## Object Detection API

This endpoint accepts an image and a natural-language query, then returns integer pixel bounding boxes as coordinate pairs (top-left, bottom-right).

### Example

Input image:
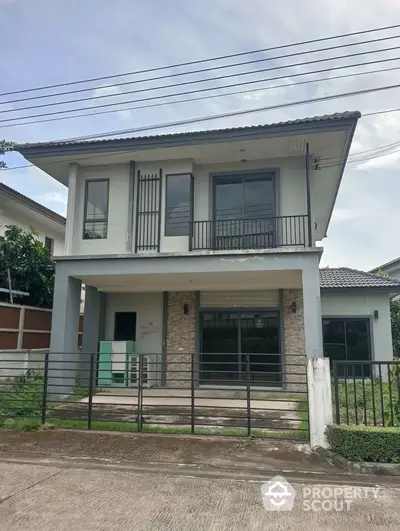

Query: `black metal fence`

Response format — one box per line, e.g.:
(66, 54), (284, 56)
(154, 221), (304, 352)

(331, 360), (400, 427)
(0, 352), (309, 440)
(190, 215), (308, 251)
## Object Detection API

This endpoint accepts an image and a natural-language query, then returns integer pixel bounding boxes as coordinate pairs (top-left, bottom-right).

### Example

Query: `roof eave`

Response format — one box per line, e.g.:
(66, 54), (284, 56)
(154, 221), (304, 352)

(15, 116), (360, 160)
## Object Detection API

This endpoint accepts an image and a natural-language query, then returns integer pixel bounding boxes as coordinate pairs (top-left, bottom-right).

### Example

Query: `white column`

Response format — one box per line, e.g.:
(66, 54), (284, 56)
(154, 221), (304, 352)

(307, 357), (333, 448)
(64, 162), (79, 255)
(49, 268), (81, 394)
(302, 260), (323, 358)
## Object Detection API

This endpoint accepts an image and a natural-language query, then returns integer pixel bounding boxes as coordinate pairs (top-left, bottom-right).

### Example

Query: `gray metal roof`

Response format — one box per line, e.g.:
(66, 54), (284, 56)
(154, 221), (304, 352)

(15, 111), (361, 150)
(319, 267), (400, 290)
(0, 183), (66, 225)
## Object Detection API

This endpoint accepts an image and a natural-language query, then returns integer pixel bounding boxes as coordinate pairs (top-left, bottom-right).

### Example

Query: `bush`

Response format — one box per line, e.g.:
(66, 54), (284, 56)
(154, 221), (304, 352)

(326, 424), (400, 463)
(0, 370), (44, 425)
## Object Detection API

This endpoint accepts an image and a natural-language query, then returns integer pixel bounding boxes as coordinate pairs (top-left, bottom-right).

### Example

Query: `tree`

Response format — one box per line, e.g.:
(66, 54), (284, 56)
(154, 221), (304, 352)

(0, 140), (14, 168)
(391, 300), (400, 356)
(0, 225), (55, 308)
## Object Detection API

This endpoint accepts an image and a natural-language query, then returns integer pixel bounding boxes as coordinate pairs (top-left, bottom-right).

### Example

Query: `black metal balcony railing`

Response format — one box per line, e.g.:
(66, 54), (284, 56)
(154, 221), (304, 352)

(190, 215), (308, 251)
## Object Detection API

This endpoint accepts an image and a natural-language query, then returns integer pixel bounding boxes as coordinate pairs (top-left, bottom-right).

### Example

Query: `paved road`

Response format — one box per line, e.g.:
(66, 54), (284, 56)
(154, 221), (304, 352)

(0, 460), (399, 530)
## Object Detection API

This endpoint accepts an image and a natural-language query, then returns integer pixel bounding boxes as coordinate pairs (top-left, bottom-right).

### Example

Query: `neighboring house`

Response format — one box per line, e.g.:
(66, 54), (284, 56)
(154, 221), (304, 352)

(15, 111), (400, 389)
(0, 182), (65, 255)
(370, 257), (400, 281)
(0, 182), (86, 313)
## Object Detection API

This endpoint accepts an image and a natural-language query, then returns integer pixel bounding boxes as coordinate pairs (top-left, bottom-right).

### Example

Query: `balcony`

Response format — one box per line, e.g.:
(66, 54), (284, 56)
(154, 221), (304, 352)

(190, 215), (308, 252)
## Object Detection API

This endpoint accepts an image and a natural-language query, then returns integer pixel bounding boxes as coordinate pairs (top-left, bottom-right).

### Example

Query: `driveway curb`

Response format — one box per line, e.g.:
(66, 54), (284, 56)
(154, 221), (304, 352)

(313, 446), (400, 476)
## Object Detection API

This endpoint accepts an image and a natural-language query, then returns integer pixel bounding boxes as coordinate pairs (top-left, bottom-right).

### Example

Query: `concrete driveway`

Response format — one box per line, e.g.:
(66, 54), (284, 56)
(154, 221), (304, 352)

(0, 460), (399, 530)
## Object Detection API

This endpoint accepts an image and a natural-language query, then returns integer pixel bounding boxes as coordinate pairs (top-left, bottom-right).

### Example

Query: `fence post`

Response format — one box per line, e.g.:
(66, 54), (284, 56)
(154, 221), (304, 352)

(191, 353), (195, 434)
(333, 361), (340, 424)
(307, 357), (333, 449)
(137, 354), (143, 432)
(246, 352), (251, 437)
(87, 353), (95, 430)
(41, 352), (49, 425)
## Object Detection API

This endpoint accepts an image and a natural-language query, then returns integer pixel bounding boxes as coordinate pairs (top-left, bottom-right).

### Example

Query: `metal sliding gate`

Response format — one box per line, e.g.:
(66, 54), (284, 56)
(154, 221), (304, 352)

(0, 352), (309, 440)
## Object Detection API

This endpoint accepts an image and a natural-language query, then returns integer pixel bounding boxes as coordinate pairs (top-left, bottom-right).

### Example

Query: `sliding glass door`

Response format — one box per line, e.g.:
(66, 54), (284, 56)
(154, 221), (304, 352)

(214, 173), (275, 249)
(200, 311), (281, 385)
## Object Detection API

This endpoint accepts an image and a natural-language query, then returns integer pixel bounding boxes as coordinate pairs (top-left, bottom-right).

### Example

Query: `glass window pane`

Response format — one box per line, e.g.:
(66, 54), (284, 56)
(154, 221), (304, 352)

(86, 181), (108, 221)
(165, 174), (192, 236)
(244, 179), (274, 219)
(84, 180), (109, 240)
(345, 319), (371, 361)
(215, 181), (243, 221)
(323, 319), (345, 344)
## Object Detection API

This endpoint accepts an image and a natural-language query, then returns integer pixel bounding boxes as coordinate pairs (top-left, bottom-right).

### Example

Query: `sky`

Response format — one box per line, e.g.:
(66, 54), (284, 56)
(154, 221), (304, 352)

(1, 0), (400, 270)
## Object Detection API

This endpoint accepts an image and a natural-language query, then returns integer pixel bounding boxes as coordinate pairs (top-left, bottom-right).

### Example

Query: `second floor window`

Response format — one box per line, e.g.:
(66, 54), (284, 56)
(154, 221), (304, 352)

(165, 173), (193, 236)
(83, 179), (109, 239)
(44, 236), (54, 253)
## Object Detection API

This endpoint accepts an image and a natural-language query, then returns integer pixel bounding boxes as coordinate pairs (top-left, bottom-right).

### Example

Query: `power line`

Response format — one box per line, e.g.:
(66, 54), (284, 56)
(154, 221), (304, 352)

(3, 50), (400, 126)
(51, 81), (400, 143)
(3, 33), (400, 107)
(4, 62), (399, 130)
(3, 23), (400, 98)
(4, 42), (400, 117)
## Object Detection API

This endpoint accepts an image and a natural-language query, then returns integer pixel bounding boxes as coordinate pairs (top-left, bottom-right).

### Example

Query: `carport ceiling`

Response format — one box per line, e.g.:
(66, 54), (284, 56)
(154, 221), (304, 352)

(78, 270), (302, 292)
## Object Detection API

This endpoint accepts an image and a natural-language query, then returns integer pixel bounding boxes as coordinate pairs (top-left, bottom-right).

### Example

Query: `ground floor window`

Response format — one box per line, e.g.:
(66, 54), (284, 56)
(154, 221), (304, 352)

(200, 310), (281, 385)
(322, 318), (371, 377)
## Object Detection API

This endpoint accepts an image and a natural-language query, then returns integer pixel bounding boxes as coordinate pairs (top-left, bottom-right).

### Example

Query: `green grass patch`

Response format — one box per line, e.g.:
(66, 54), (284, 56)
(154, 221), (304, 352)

(2, 418), (43, 432)
(326, 424), (400, 463)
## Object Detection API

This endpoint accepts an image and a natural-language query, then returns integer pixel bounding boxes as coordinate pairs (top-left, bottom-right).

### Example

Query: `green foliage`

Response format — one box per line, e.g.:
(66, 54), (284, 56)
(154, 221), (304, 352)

(0, 225), (55, 308)
(3, 418), (43, 431)
(391, 301), (400, 355)
(326, 424), (400, 463)
(332, 378), (400, 427)
(0, 369), (44, 424)
(0, 139), (14, 169)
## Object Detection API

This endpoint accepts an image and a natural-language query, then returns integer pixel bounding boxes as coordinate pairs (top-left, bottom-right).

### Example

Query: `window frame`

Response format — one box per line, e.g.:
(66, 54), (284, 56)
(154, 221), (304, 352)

(322, 316), (373, 363)
(164, 172), (194, 237)
(212, 171), (276, 222)
(83, 178), (110, 240)
(44, 236), (54, 254)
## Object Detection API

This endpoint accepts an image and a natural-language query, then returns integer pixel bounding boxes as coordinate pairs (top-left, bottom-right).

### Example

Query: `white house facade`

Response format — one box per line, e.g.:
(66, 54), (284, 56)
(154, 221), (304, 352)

(0, 182), (65, 255)
(15, 111), (400, 391)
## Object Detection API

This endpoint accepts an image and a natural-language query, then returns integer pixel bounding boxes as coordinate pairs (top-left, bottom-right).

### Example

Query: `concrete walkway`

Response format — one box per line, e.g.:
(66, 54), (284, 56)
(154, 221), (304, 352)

(0, 458), (399, 530)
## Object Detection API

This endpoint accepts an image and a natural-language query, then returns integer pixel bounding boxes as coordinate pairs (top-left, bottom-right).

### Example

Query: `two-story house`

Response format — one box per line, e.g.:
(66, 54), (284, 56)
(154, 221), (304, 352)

(0, 182), (65, 256)
(15, 111), (400, 390)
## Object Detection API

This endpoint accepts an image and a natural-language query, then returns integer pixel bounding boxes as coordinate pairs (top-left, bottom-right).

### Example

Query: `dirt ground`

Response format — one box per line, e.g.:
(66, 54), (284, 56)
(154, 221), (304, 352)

(0, 428), (330, 473)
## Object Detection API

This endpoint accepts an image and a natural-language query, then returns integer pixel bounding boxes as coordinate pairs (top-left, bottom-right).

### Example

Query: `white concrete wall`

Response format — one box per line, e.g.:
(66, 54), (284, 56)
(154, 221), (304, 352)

(104, 292), (163, 354)
(67, 156), (309, 256)
(0, 210), (64, 255)
(320, 291), (393, 361)
(0, 349), (47, 379)
(72, 163), (130, 255)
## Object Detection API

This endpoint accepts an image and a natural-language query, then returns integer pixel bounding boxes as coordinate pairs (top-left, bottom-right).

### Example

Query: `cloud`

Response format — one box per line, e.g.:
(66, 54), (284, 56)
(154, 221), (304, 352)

(36, 192), (67, 206)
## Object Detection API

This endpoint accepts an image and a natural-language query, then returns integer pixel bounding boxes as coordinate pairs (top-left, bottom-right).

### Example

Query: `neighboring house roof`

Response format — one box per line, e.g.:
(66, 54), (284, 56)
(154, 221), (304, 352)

(319, 267), (400, 290)
(369, 257), (400, 274)
(0, 183), (66, 226)
(15, 111), (361, 152)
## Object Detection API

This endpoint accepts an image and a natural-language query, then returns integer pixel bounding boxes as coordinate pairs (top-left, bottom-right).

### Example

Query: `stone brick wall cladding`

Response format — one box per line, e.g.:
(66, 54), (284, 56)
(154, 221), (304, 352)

(166, 291), (197, 388)
(282, 289), (307, 393)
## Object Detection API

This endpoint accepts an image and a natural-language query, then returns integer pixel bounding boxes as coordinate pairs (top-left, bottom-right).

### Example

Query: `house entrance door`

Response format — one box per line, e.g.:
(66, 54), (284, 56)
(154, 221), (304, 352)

(200, 311), (281, 385)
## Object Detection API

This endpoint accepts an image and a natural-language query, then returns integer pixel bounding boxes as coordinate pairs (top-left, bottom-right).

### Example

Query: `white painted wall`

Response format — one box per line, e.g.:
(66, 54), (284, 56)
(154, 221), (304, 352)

(104, 292), (163, 354)
(0, 209), (65, 255)
(72, 163), (130, 255)
(320, 291), (393, 361)
(67, 156), (311, 257)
